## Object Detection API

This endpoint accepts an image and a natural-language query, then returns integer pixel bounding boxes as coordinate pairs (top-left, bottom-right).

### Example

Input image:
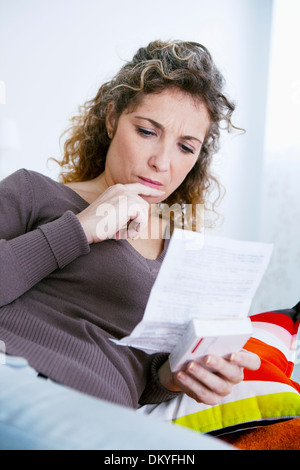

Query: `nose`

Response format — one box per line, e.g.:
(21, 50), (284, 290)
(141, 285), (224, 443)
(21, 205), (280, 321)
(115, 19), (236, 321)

(148, 142), (171, 173)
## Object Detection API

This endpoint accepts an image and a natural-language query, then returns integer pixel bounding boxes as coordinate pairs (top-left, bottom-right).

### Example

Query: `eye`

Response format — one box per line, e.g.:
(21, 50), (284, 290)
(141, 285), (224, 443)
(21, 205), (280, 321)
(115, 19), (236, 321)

(179, 143), (195, 155)
(136, 127), (156, 137)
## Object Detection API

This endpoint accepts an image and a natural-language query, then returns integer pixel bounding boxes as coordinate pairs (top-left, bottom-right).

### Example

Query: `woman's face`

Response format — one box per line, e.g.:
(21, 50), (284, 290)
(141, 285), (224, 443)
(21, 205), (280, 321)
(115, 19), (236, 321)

(104, 88), (211, 203)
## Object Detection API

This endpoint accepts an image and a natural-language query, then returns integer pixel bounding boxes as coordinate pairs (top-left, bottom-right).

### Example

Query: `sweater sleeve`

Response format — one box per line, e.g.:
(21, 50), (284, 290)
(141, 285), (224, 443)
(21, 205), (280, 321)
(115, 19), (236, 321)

(138, 353), (182, 405)
(0, 170), (90, 306)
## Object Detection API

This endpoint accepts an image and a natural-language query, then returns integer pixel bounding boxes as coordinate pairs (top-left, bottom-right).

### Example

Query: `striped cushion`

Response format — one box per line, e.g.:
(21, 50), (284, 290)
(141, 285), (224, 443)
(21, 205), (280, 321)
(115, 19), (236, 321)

(139, 305), (300, 435)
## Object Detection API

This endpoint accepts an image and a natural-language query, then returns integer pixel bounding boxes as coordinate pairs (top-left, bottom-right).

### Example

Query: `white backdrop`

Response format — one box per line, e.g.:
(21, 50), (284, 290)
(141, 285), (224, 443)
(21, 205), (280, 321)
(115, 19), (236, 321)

(0, 1), (299, 323)
(252, 0), (300, 380)
(0, 0), (272, 238)
(252, 0), (300, 315)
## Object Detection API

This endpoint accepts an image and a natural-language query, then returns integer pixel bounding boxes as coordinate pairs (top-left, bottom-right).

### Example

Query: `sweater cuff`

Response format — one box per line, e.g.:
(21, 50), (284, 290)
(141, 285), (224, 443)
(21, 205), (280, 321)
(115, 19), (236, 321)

(38, 210), (90, 269)
(139, 353), (182, 406)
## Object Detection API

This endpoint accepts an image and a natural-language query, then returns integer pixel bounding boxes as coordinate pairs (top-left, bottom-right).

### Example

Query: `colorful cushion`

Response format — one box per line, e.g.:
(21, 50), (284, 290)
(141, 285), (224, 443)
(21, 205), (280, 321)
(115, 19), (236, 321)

(139, 304), (300, 436)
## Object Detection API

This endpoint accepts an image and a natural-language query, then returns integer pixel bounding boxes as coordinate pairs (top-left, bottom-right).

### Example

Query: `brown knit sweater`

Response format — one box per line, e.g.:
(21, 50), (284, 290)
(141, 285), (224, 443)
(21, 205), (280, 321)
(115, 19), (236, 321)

(0, 169), (178, 408)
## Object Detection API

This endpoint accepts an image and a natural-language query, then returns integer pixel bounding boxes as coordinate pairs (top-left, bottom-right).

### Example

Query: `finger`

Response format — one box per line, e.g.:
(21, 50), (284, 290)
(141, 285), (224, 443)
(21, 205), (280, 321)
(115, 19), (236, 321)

(123, 182), (165, 197)
(194, 355), (244, 385)
(114, 228), (128, 240)
(126, 220), (142, 239)
(116, 214), (145, 240)
(184, 361), (234, 397)
(176, 370), (223, 406)
(229, 350), (261, 371)
(127, 199), (149, 218)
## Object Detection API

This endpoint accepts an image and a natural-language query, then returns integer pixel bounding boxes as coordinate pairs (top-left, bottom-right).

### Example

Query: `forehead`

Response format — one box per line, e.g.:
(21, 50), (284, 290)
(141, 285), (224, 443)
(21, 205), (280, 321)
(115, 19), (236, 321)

(127, 88), (211, 135)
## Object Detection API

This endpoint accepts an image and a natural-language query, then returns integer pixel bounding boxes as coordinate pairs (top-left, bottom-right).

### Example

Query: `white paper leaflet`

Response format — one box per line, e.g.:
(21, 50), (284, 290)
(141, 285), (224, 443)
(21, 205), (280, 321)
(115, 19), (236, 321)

(111, 229), (273, 354)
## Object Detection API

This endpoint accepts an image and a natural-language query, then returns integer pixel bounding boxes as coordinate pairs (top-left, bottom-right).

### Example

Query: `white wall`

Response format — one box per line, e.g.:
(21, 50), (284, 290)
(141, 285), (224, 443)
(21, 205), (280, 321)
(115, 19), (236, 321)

(252, 0), (300, 314)
(0, 0), (273, 244)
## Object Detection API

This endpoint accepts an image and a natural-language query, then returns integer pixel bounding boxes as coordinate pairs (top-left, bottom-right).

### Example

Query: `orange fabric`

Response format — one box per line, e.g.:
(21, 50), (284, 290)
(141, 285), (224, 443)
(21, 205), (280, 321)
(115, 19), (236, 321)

(242, 337), (300, 393)
(220, 418), (300, 450)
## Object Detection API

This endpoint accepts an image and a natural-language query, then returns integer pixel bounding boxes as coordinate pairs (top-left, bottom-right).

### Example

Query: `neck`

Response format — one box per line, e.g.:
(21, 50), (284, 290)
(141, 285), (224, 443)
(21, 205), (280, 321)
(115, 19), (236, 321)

(91, 173), (110, 195)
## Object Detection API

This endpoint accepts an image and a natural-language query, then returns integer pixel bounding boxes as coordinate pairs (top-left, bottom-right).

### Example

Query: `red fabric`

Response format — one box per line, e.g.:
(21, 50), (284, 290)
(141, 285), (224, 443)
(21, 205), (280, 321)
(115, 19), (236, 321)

(250, 311), (298, 335)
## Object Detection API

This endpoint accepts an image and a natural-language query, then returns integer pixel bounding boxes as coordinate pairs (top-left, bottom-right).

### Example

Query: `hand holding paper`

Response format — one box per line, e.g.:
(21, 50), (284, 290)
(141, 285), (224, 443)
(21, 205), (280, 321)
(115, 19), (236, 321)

(112, 229), (273, 371)
(158, 348), (261, 405)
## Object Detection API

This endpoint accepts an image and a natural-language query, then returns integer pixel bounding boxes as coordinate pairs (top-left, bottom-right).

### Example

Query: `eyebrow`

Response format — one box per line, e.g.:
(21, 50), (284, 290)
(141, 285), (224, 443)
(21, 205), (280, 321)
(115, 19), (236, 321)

(134, 116), (203, 145)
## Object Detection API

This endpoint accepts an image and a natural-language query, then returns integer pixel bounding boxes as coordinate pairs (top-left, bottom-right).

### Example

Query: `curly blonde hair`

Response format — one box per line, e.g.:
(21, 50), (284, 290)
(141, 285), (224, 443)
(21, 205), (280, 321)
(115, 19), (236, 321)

(55, 40), (238, 229)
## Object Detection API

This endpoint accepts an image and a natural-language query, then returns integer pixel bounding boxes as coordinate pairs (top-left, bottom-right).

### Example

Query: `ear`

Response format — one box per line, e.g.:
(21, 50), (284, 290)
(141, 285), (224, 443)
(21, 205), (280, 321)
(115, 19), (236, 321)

(106, 102), (118, 138)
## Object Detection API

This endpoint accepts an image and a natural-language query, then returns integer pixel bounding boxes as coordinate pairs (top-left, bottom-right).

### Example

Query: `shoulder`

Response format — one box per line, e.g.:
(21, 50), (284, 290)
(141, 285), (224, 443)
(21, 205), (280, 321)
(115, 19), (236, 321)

(22, 169), (61, 191)
(0, 169), (35, 206)
(8, 168), (80, 201)
(1, 167), (81, 213)
(0, 169), (46, 236)
(1, 168), (59, 192)
(4, 168), (64, 205)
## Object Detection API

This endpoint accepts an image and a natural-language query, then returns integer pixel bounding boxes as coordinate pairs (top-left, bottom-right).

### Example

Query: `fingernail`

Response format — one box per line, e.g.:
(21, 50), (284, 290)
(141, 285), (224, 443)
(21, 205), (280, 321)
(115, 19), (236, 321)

(177, 371), (186, 381)
(206, 355), (215, 366)
(230, 353), (236, 361)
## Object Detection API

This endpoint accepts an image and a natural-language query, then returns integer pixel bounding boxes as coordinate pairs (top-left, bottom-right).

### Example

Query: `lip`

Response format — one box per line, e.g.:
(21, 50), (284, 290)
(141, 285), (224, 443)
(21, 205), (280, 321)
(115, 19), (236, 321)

(138, 176), (163, 189)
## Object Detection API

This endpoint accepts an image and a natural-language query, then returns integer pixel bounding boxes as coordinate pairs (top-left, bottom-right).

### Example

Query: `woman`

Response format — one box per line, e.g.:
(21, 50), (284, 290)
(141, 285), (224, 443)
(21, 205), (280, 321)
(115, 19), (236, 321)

(0, 40), (259, 449)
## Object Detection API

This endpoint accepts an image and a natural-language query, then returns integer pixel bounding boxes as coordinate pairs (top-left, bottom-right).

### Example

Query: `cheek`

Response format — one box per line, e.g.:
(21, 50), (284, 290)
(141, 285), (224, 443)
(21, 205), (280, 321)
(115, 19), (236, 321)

(114, 134), (141, 166)
(174, 158), (197, 183)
